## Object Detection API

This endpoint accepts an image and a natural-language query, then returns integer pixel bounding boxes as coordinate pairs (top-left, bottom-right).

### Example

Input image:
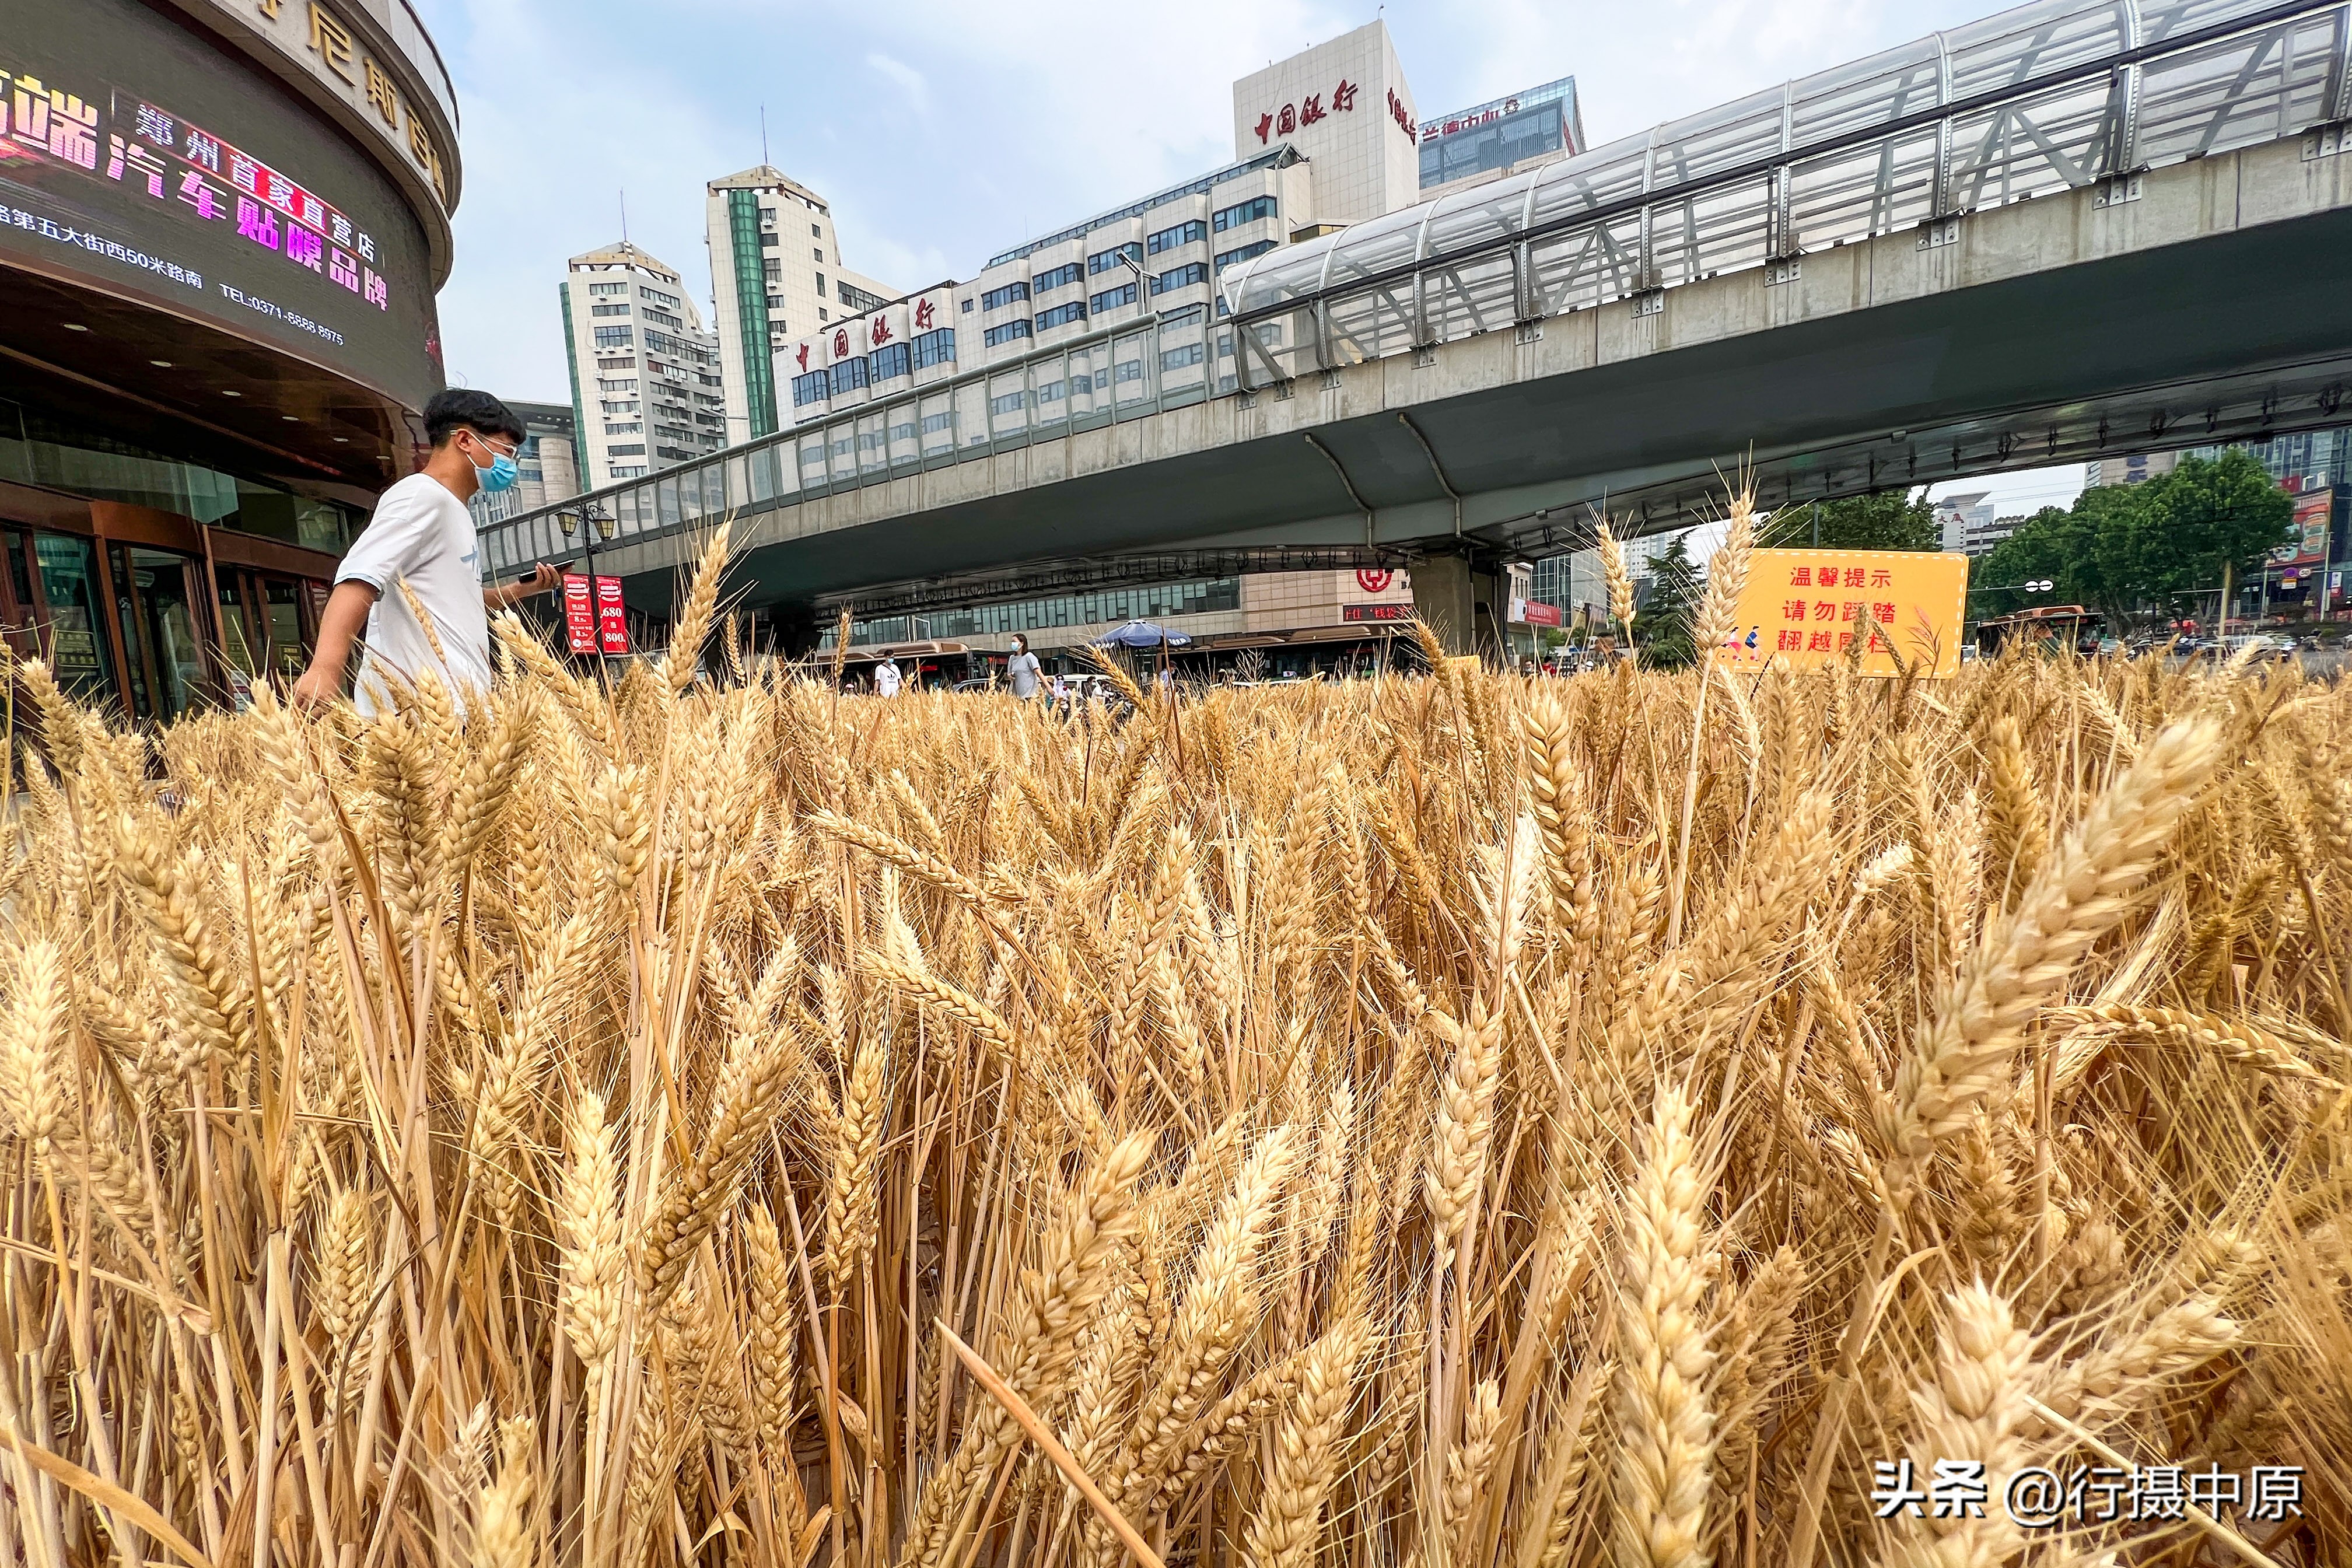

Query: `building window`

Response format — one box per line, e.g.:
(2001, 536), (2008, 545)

(1037, 301), (1087, 330)
(610, 464), (647, 478)
(1160, 342), (1206, 371)
(871, 342), (913, 380)
(816, 272), (826, 295)
(760, 231), (777, 247)
(604, 421), (643, 435)
(1115, 359), (1144, 383)
(983, 320), (1033, 347)
(912, 327), (956, 368)
(990, 390), (1029, 415)
(981, 281), (1030, 311)
(587, 281), (628, 296)
(1088, 281), (1138, 314)
(921, 410), (954, 434)
(811, 222), (822, 236)
(961, 298), (974, 313)
(642, 307), (685, 330)
(1213, 194), (1277, 233)
(591, 303), (631, 317)
(829, 357), (870, 396)
(596, 356), (635, 370)
(593, 327), (634, 348)
(1151, 261), (1209, 295)
(606, 443), (646, 456)
(1148, 219), (1208, 254)
(1033, 261), (1084, 294)
(1088, 242), (1142, 276)
(1214, 239), (1278, 272)
(838, 279), (887, 313)
(792, 370), (831, 407)
(639, 285), (680, 309)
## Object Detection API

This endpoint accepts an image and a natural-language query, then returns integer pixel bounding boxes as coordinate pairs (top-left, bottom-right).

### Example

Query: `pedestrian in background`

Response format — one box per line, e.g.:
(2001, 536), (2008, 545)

(1006, 634), (1042, 699)
(874, 657), (902, 698)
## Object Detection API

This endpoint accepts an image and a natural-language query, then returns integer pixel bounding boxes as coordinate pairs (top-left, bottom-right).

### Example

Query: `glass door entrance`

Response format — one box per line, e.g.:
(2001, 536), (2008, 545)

(109, 544), (210, 724)
(4, 530), (123, 705)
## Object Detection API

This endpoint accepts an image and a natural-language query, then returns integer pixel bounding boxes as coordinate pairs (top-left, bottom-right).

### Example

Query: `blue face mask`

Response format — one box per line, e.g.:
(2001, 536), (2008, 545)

(471, 438), (520, 492)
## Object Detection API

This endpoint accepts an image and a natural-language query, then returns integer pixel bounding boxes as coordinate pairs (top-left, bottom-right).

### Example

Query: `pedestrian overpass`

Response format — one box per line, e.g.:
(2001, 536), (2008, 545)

(477, 0), (2352, 647)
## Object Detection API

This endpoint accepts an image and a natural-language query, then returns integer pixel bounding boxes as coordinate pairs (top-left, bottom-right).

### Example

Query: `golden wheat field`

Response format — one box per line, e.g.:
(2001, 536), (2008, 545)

(1, 533), (2349, 1568)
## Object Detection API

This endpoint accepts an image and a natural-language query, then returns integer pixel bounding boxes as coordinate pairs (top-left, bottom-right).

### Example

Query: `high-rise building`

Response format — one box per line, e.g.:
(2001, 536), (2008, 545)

(783, 23), (1422, 418)
(1417, 77), (1586, 198)
(705, 167), (898, 443)
(559, 242), (725, 488)
(2086, 450), (2180, 487)
(467, 401), (579, 528)
(1230, 20), (1422, 226)
(1934, 491), (2003, 553)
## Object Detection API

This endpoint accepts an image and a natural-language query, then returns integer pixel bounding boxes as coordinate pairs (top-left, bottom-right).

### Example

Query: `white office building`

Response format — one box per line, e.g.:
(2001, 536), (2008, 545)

(780, 22), (1436, 427)
(706, 166), (899, 444)
(1935, 490), (2006, 553)
(559, 242), (726, 488)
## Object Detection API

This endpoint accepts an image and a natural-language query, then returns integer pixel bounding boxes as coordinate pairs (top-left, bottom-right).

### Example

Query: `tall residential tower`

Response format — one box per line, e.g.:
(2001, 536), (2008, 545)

(705, 166), (899, 443)
(559, 242), (726, 490)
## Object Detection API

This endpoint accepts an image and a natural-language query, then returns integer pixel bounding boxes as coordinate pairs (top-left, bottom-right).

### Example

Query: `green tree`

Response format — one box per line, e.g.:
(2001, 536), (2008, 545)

(1971, 452), (2292, 628)
(1762, 490), (1942, 551)
(2131, 450), (2295, 616)
(1637, 533), (1702, 670)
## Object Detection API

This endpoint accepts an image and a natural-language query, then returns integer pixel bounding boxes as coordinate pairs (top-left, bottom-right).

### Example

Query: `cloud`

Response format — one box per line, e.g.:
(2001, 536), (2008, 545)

(866, 53), (930, 115)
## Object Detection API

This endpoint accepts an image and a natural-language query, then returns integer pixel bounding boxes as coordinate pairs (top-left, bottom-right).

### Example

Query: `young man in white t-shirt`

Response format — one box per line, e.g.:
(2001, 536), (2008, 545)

(292, 388), (560, 713)
(873, 657), (902, 697)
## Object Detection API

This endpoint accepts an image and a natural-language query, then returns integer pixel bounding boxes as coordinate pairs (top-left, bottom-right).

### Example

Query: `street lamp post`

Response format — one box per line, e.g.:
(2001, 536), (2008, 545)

(556, 501), (617, 655)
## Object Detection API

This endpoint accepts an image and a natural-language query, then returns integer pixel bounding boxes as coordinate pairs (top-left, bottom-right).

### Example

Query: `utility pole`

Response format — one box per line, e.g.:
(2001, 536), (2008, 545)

(1811, 499), (1820, 548)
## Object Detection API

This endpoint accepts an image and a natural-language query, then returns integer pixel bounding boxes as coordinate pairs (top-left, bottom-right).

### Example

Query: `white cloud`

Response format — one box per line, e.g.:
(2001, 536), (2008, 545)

(866, 53), (931, 115)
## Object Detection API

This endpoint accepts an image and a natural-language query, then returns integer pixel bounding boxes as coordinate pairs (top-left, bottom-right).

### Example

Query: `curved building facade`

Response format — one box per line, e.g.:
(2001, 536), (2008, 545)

(0, 0), (456, 721)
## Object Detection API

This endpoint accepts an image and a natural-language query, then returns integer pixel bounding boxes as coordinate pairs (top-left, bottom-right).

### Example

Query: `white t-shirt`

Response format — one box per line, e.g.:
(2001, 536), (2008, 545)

(873, 660), (902, 696)
(334, 472), (491, 716)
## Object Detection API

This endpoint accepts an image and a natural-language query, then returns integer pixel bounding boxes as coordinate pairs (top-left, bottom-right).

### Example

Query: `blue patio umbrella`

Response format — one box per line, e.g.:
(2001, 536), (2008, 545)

(1094, 620), (1192, 648)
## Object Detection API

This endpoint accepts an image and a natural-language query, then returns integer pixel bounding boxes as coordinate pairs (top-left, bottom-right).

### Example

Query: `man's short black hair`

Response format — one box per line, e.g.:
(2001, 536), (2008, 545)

(423, 387), (525, 447)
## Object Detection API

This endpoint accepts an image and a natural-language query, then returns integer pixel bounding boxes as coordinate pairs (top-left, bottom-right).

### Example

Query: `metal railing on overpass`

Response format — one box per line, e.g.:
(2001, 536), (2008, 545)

(477, 0), (2352, 587)
(1224, 0), (2352, 383)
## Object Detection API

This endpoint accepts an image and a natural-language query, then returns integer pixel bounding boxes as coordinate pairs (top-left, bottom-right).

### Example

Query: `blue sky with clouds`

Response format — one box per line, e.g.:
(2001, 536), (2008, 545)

(415, 0), (2084, 511)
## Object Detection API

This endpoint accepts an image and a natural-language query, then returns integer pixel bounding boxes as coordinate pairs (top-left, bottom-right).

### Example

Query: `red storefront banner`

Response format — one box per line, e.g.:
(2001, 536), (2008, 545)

(595, 575), (628, 655)
(560, 573), (597, 654)
(1521, 600), (1564, 627)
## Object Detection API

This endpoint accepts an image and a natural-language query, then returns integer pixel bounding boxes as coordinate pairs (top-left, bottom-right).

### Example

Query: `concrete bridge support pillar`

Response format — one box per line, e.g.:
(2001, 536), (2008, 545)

(1410, 553), (1508, 661)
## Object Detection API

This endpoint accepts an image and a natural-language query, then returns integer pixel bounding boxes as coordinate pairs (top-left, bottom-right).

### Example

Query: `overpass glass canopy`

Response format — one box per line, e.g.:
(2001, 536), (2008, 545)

(476, 0), (2350, 590)
(1222, 0), (2352, 379)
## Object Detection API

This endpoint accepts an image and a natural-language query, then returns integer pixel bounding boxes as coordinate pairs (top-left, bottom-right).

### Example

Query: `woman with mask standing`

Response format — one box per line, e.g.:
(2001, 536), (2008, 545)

(1005, 634), (1042, 699)
(292, 389), (560, 713)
